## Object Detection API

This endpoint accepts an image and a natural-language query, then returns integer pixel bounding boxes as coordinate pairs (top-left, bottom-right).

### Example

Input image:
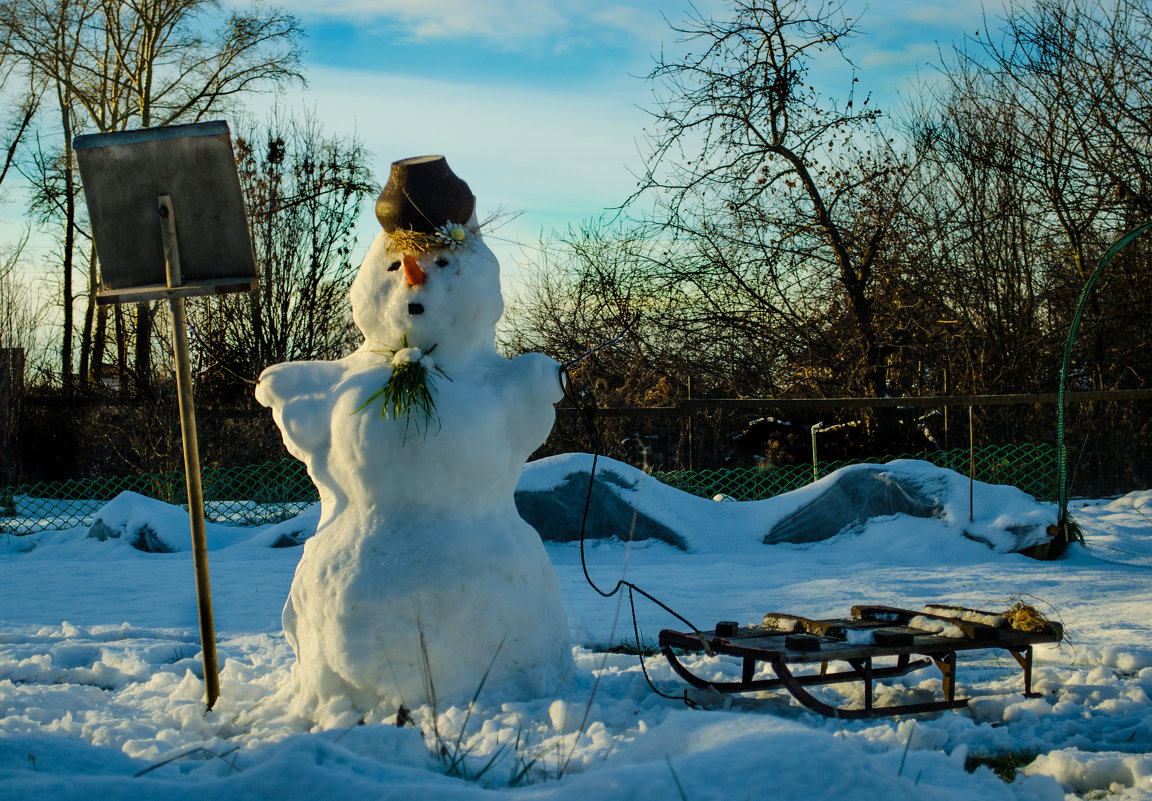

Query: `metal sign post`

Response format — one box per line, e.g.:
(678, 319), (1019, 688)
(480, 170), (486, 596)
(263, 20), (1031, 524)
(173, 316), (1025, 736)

(74, 121), (258, 711)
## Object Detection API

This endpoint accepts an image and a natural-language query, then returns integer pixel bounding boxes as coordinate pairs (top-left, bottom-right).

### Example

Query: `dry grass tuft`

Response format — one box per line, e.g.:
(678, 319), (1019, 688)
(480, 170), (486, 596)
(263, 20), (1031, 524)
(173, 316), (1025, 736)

(387, 228), (445, 254)
(1005, 601), (1055, 634)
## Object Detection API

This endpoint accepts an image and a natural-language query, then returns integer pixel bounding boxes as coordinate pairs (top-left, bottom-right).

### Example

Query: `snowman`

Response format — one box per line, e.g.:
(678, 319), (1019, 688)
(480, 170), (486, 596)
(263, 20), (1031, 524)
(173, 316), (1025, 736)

(256, 156), (572, 727)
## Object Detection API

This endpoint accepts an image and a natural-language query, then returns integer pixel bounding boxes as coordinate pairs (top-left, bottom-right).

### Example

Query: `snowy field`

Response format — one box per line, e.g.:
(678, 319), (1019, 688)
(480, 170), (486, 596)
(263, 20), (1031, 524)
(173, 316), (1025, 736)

(2, 456), (1152, 800)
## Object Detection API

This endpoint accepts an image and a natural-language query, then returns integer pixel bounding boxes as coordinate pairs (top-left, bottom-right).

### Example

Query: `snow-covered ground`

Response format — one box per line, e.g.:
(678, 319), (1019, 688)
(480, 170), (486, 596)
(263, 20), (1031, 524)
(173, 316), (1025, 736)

(3, 457), (1152, 800)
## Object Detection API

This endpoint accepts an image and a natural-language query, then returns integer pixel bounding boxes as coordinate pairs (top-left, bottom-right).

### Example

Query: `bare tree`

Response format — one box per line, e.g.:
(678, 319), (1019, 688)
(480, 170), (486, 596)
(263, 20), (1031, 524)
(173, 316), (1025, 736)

(0, 0), (304, 393)
(901, 87), (1060, 394)
(501, 219), (686, 388)
(0, 233), (45, 357)
(185, 110), (374, 400)
(915, 0), (1152, 393)
(631, 0), (915, 399)
(990, 0), (1152, 391)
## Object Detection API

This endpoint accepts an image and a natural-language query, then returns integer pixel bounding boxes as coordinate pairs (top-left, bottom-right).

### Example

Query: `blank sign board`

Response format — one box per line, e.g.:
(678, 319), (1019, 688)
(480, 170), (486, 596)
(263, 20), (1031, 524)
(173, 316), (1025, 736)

(74, 120), (257, 304)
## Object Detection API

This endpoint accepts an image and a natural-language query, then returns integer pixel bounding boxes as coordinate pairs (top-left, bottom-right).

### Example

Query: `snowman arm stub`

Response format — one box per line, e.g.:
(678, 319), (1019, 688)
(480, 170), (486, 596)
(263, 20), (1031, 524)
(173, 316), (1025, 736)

(508, 352), (565, 404)
(256, 360), (344, 460)
(501, 353), (564, 452)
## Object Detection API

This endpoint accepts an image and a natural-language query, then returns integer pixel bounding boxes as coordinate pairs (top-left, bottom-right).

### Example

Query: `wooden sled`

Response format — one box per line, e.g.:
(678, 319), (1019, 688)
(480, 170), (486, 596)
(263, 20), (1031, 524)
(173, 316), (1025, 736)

(659, 604), (1063, 718)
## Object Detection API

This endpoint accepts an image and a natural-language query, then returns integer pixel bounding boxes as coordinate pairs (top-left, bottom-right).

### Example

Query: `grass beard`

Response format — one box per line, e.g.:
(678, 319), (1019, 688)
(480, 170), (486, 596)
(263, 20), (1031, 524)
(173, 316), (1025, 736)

(356, 333), (451, 441)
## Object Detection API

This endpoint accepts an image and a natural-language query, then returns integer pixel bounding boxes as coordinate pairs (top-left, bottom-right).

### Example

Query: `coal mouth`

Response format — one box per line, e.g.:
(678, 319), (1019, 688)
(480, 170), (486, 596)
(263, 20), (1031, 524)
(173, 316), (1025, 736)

(408, 302), (424, 315)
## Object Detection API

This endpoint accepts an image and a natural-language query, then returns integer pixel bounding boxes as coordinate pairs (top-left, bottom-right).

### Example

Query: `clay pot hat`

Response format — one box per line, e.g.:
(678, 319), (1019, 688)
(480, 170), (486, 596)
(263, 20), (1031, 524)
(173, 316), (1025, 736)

(375, 155), (476, 235)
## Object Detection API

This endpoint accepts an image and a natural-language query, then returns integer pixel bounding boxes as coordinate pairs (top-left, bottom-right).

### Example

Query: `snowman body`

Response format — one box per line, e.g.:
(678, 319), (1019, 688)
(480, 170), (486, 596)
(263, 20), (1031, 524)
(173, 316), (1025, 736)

(257, 227), (570, 726)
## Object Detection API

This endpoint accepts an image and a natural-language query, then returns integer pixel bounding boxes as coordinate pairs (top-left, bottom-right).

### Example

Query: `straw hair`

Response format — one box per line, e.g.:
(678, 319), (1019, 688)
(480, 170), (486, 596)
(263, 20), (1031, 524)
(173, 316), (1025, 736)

(389, 228), (448, 254)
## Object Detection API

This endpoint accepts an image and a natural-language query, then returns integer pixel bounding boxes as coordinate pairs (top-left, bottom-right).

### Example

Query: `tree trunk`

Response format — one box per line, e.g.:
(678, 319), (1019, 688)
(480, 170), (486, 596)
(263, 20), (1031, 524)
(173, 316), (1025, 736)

(0, 347), (24, 485)
(60, 102), (75, 393)
(79, 242), (98, 385)
(134, 301), (154, 396)
(93, 302), (108, 388)
(115, 303), (128, 392)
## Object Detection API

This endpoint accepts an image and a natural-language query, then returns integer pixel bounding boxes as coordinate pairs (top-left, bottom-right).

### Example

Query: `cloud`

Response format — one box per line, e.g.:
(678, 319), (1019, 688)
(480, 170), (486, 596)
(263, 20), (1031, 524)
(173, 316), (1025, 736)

(259, 0), (675, 50)
(845, 0), (1009, 29)
(901, 1), (1012, 28)
(859, 42), (943, 71)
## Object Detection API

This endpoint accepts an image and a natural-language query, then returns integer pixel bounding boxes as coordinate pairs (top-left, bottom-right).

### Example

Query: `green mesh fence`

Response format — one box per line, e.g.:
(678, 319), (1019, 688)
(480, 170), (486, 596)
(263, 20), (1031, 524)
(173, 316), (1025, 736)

(652, 444), (1058, 503)
(0, 458), (318, 536)
(1, 445), (1056, 536)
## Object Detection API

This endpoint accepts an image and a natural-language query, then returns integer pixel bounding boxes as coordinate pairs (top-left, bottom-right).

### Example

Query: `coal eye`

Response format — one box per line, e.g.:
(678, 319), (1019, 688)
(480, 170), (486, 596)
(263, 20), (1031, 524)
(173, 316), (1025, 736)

(388, 260), (401, 271)
(435, 257), (449, 267)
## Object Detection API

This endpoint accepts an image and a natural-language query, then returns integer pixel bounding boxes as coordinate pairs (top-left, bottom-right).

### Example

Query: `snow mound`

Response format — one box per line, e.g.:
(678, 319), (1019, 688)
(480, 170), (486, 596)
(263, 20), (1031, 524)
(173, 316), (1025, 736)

(87, 491), (215, 553)
(516, 456), (687, 548)
(520, 455), (1060, 556)
(81, 491), (321, 553)
(764, 464), (943, 544)
(60, 455), (1060, 566)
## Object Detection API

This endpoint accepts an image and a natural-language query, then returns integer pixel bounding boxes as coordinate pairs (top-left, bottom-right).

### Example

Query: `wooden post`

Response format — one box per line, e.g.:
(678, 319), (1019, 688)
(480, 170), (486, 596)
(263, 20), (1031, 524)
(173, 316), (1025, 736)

(158, 194), (220, 710)
(810, 422), (822, 482)
(686, 375), (694, 471)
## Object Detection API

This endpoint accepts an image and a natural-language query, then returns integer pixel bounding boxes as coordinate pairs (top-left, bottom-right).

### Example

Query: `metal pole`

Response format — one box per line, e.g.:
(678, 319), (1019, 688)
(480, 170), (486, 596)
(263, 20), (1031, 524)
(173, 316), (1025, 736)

(810, 422), (822, 482)
(942, 369), (948, 449)
(159, 194), (220, 710)
(1056, 221), (1152, 526)
(968, 406), (974, 523)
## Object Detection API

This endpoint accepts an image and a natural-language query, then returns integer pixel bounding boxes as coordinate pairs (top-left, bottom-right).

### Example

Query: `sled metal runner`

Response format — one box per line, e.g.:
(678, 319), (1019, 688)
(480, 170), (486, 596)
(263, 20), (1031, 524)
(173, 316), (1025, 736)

(659, 605), (1063, 718)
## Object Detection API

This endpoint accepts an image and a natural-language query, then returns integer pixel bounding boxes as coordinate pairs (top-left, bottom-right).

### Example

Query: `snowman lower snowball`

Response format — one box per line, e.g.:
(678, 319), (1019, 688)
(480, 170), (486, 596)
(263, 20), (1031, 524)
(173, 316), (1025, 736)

(256, 156), (572, 726)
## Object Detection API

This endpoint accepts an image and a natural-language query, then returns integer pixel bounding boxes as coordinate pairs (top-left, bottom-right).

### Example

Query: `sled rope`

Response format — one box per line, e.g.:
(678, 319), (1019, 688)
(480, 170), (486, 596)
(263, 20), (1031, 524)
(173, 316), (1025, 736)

(560, 367), (705, 705)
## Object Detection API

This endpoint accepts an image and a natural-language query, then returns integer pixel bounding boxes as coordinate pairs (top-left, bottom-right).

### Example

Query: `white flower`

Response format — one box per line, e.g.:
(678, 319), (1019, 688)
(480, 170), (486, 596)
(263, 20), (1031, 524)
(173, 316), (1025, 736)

(435, 222), (471, 250)
(391, 347), (421, 366)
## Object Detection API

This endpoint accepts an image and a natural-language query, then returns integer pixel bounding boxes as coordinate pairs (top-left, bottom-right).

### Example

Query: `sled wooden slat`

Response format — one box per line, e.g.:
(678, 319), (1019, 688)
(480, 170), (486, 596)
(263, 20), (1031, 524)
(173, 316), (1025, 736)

(659, 604), (1062, 719)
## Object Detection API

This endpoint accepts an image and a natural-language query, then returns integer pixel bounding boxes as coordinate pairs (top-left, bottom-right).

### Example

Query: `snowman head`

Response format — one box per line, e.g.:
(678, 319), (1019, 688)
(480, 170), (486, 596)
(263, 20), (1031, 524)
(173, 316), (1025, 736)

(350, 156), (504, 360)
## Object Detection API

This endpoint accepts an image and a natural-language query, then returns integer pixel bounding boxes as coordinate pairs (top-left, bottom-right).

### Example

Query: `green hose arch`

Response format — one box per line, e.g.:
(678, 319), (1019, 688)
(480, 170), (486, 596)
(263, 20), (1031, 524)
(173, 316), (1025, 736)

(1057, 221), (1152, 526)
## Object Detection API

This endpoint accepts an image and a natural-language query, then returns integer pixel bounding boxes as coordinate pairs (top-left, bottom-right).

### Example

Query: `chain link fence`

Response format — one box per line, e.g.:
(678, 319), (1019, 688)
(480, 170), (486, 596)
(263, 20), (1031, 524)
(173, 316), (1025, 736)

(652, 443), (1057, 502)
(1, 444), (1057, 537)
(0, 458), (317, 536)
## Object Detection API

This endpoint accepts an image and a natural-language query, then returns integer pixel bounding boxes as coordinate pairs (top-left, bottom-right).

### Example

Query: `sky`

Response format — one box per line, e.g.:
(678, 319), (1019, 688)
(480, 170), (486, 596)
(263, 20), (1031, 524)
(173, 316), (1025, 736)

(236, 0), (1005, 288)
(0, 1), (1006, 312)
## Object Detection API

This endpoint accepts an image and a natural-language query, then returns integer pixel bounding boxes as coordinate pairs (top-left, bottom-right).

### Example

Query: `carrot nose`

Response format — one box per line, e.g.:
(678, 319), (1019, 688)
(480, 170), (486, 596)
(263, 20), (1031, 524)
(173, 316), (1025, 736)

(402, 254), (425, 286)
